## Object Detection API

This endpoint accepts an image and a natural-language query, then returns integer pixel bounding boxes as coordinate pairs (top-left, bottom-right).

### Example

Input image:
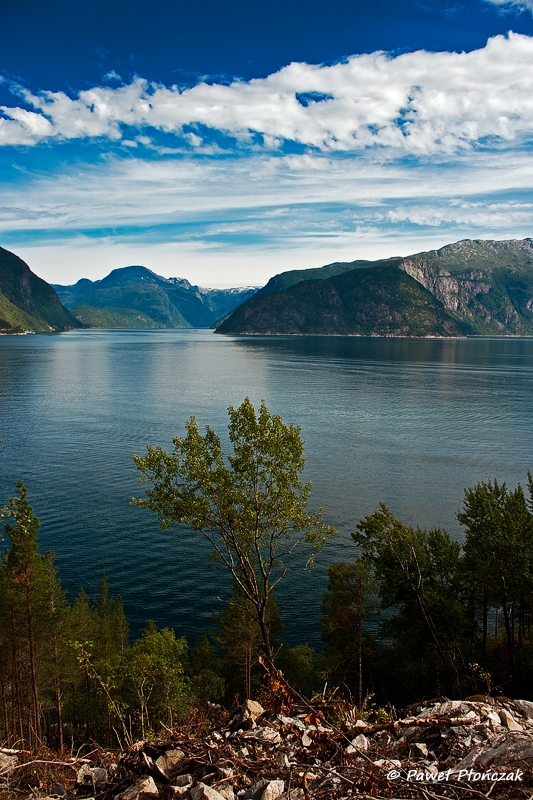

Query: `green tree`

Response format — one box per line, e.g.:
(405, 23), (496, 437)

(458, 478), (533, 686)
(189, 635), (225, 705)
(0, 481), (66, 746)
(215, 581), (283, 700)
(121, 621), (191, 738)
(133, 398), (335, 674)
(353, 504), (465, 699)
(321, 557), (376, 707)
(277, 645), (318, 699)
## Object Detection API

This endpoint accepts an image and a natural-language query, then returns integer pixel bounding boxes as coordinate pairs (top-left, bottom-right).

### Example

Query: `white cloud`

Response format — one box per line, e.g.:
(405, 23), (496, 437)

(2, 33), (533, 154)
(484, 0), (533, 14)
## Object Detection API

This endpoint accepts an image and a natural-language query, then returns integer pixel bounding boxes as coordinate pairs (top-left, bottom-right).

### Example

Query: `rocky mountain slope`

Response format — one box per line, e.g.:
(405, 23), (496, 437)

(216, 239), (533, 337)
(54, 267), (257, 329)
(0, 246), (81, 333)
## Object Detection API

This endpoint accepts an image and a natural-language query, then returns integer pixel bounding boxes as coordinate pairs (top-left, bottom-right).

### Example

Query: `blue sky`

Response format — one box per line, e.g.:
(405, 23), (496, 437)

(2, 0), (533, 287)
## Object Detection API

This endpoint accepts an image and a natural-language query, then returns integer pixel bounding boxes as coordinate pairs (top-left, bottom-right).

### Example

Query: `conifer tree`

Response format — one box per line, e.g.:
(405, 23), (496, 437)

(0, 481), (65, 746)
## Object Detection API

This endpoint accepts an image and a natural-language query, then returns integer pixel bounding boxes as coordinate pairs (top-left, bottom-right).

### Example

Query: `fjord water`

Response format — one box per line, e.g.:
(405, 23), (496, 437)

(1, 329), (532, 645)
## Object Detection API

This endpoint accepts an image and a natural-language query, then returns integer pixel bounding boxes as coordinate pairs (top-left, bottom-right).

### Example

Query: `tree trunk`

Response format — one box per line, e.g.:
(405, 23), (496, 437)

(482, 583), (488, 662)
(258, 604), (276, 677)
(24, 570), (41, 745)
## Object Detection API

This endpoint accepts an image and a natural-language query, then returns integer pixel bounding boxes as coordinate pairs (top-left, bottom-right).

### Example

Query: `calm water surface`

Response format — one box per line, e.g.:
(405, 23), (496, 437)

(1, 329), (532, 645)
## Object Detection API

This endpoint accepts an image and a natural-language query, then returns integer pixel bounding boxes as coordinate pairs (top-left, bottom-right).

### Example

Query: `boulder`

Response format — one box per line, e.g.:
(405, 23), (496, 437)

(116, 776), (159, 800)
(243, 699), (265, 720)
(174, 775), (193, 787)
(213, 784), (234, 800)
(454, 731), (533, 769)
(76, 764), (108, 787)
(243, 779), (269, 800)
(409, 742), (429, 760)
(262, 781), (285, 800)
(190, 784), (228, 800)
(499, 708), (523, 731)
(154, 749), (187, 779)
(242, 727), (281, 745)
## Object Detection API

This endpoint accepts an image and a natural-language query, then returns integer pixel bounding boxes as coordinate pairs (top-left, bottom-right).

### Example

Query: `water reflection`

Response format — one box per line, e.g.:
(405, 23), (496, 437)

(0, 330), (532, 645)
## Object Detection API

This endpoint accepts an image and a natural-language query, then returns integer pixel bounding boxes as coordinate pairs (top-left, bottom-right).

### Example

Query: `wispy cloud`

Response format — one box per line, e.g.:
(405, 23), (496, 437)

(2, 33), (533, 154)
(483, 0), (533, 15)
(3, 33), (533, 285)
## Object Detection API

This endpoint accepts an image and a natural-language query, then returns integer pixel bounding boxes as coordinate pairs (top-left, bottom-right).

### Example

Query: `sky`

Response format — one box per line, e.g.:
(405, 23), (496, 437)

(1, 0), (533, 287)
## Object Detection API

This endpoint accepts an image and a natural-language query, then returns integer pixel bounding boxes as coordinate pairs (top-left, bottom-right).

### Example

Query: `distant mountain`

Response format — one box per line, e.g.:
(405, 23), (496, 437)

(216, 239), (533, 337)
(0, 247), (81, 333)
(54, 266), (257, 329)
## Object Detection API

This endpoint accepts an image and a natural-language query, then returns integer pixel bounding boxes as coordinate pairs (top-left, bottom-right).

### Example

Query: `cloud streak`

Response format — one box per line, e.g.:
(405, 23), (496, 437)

(484, 0), (533, 15)
(2, 33), (533, 155)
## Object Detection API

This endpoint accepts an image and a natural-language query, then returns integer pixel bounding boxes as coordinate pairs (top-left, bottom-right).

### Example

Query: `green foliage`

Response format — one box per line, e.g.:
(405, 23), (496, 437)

(458, 478), (533, 694)
(0, 481), (69, 746)
(353, 504), (468, 700)
(69, 304), (163, 329)
(217, 265), (466, 336)
(215, 582), (283, 700)
(189, 635), (225, 705)
(320, 558), (376, 706)
(277, 645), (319, 698)
(120, 622), (191, 738)
(0, 245), (80, 332)
(133, 398), (336, 671)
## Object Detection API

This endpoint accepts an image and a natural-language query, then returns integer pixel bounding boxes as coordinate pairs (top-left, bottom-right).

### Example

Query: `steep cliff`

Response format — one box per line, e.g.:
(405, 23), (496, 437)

(0, 246), (81, 333)
(217, 239), (533, 337)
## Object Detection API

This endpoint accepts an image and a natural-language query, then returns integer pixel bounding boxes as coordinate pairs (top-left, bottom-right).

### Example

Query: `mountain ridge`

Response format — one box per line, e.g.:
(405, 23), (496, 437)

(216, 238), (533, 337)
(54, 266), (258, 328)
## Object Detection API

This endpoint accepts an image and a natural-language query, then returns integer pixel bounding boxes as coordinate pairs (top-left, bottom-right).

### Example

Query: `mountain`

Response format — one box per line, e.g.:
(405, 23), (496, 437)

(54, 266), (257, 328)
(0, 246), (81, 333)
(216, 238), (533, 336)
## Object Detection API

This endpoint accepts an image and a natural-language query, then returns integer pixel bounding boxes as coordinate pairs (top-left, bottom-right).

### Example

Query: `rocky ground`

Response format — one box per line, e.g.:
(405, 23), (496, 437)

(2, 694), (533, 800)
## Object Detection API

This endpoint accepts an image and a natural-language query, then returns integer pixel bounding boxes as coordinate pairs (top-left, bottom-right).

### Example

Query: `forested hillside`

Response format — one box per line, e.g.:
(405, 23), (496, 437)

(217, 238), (533, 336)
(0, 247), (81, 333)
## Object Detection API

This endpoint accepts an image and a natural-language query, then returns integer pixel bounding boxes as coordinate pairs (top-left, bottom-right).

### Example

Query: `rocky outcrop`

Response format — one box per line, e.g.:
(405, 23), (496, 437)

(399, 259), (463, 312)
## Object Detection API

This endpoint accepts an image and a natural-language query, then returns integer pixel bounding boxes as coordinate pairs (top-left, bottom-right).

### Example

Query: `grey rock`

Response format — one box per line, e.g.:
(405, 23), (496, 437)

(409, 742), (429, 760)
(261, 780), (285, 800)
(76, 764), (108, 786)
(213, 785), (234, 800)
(301, 732), (313, 748)
(243, 699), (264, 720)
(76, 764), (93, 786)
(242, 727), (281, 745)
(499, 709), (523, 731)
(116, 776), (159, 800)
(353, 734), (369, 751)
(454, 731), (533, 769)
(155, 749), (187, 779)
(190, 784), (227, 800)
